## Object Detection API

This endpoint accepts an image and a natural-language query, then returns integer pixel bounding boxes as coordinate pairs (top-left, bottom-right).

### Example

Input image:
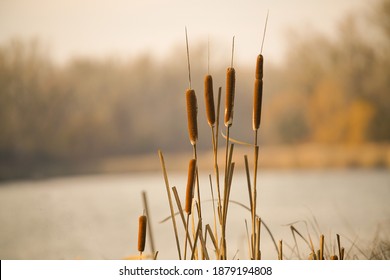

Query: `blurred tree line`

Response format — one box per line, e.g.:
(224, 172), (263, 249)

(0, 0), (389, 179)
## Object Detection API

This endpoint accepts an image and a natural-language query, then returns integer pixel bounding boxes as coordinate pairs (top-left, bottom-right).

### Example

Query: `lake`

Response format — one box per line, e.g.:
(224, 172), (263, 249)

(0, 169), (389, 260)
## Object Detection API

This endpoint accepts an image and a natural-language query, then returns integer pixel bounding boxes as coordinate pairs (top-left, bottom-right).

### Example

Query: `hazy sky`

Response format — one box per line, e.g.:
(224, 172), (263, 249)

(0, 0), (370, 65)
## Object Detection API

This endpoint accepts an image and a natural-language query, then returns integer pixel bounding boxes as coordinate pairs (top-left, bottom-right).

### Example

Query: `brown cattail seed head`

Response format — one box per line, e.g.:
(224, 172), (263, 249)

(186, 89), (198, 145)
(255, 54), (264, 80)
(224, 67), (235, 127)
(252, 79), (263, 131)
(204, 75), (215, 127)
(330, 255), (339, 260)
(185, 159), (196, 214)
(138, 215), (147, 252)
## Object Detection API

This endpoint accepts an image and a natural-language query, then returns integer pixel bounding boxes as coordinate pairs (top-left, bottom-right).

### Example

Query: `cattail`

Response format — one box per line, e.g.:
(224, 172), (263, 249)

(138, 214), (147, 253)
(186, 89), (198, 145)
(255, 54), (264, 80)
(204, 74), (215, 127)
(224, 67), (235, 126)
(330, 255), (339, 260)
(185, 159), (196, 214)
(253, 78), (263, 131)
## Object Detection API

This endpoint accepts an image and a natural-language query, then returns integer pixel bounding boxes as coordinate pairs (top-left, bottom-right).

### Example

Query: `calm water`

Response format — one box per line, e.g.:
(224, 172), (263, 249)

(0, 169), (389, 260)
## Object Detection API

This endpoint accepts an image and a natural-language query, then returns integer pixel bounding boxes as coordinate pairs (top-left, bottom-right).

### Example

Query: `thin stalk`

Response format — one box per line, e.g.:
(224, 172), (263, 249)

(158, 150), (182, 259)
(171, 186), (193, 252)
(209, 174), (219, 255)
(184, 214), (190, 260)
(142, 191), (155, 256)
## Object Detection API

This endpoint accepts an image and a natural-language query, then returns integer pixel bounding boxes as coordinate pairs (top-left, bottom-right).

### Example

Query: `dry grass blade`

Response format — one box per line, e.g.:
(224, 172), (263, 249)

(158, 150), (182, 259)
(227, 199), (279, 255)
(244, 155), (253, 212)
(337, 233), (342, 260)
(208, 174), (219, 252)
(142, 191), (155, 256)
(172, 186), (193, 251)
(199, 228), (210, 260)
(278, 240), (283, 260)
(190, 218), (203, 260)
(255, 216), (261, 260)
(205, 224), (219, 257)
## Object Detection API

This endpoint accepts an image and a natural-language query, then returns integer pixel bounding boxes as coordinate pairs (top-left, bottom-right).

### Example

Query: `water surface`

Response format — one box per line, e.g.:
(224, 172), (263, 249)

(0, 169), (389, 259)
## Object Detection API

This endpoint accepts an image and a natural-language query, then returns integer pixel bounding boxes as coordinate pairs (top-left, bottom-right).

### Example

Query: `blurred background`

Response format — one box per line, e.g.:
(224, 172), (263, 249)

(0, 0), (389, 260)
(1, 0), (389, 179)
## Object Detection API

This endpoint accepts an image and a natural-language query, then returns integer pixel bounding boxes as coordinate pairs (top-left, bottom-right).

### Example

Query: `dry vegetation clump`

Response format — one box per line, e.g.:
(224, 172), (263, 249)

(131, 4), (390, 257)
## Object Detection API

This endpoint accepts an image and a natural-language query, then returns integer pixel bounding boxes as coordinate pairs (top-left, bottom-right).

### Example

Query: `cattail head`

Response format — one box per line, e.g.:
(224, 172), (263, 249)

(204, 74), (215, 127)
(252, 79), (263, 131)
(186, 89), (198, 145)
(185, 159), (196, 214)
(255, 54), (264, 80)
(224, 67), (235, 127)
(138, 214), (147, 253)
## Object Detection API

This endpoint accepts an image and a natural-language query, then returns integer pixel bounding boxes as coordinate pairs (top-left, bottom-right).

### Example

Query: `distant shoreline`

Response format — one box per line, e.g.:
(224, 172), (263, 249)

(2, 143), (388, 182)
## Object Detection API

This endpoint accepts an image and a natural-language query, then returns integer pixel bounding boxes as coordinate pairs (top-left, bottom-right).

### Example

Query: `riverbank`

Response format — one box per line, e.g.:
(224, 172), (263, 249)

(1, 143), (389, 181)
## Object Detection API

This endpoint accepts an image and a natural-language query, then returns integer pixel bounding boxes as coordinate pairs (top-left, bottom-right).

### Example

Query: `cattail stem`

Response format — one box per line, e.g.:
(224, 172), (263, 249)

(184, 214), (190, 260)
(184, 158), (196, 260)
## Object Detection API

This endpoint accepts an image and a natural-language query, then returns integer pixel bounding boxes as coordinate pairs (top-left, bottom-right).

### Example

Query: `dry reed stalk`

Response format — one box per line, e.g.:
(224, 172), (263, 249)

(278, 240), (283, 260)
(320, 234), (325, 260)
(208, 174), (220, 255)
(244, 155), (253, 211)
(336, 234), (343, 260)
(205, 224), (220, 258)
(184, 159), (196, 259)
(213, 87), (222, 223)
(158, 150), (182, 259)
(251, 145), (259, 259)
(138, 214), (147, 257)
(190, 218), (203, 260)
(254, 216), (261, 260)
(171, 186), (193, 252)
(142, 191), (155, 257)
